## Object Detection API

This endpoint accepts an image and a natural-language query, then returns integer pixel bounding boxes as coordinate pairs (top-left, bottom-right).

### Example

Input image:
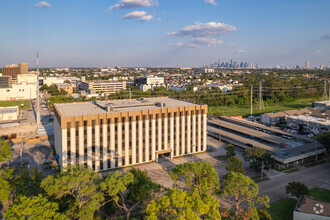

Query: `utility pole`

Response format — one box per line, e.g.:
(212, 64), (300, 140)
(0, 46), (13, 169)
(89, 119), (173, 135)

(36, 51), (40, 125)
(250, 85), (253, 115)
(258, 81), (265, 111)
(129, 87), (132, 99)
(322, 79), (328, 101)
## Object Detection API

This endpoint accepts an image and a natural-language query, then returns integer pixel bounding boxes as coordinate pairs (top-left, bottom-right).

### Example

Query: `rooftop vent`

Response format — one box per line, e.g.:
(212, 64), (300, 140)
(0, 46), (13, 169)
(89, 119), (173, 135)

(105, 104), (114, 112)
(156, 102), (166, 108)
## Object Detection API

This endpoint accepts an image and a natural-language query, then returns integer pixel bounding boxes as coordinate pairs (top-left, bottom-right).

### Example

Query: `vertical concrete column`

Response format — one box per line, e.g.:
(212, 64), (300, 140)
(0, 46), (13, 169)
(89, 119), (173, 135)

(203, 114), (207, 151)
(117, 123), (122, 167)
(192, 114), (196, 153)
(151, 119), (156, 161)
(138, 120), (143, 163)
(70, 127), (76, 165)
(158, 117), (162, 151)
(110, 123), (115, 168)
(125, 121), (129, 165)
(145, 120), (149, 161)
(197, 114), (201, 152)
(176, 115), (180, 156)
(95, 125), (100, 171)
(181, 115), (185, 155)
(87, 126), (92, 169)
(164, 116), (168, 150)
(79, 127), (84, 166)
(62, 129), (67, 167)
(102, 124), (107, 169)
(132, 121), (136, 164)
(187, 115), (191, 154)
(170, 116), (174, 155)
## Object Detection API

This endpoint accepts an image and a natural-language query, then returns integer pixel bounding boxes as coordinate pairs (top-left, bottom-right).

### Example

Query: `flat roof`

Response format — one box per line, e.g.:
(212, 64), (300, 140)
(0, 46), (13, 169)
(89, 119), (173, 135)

(295, 196), (330, 217)
(0, 106), (19, 114)
(54, 97), (201, 117)
(288, 115), (330, 126)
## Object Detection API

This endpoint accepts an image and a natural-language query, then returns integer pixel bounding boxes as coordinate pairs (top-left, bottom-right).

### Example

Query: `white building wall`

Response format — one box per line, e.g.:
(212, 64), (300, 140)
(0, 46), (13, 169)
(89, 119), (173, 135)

(0, 83), (37, 101)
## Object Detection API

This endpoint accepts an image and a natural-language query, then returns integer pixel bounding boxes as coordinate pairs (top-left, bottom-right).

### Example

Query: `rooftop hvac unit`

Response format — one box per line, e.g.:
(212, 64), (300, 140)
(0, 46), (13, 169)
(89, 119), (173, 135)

(156, 102), (166, 108)
(105, 104), (114, 112)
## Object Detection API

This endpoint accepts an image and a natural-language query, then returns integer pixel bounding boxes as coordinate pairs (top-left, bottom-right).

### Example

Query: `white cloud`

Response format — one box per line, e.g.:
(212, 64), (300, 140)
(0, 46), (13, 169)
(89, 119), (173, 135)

(237, 49), (246, 54)
(36, 1), (51, 8)
(123, 11), (153, 21)
(157, 18), (162, 22)
(172, 38), (223, 49)
(191, 38), (223, 47)
(205, 0), (217, 5)
(167, 21), (237, 38)
(315, 49), (322, 54)
(109, 0), (158, 10)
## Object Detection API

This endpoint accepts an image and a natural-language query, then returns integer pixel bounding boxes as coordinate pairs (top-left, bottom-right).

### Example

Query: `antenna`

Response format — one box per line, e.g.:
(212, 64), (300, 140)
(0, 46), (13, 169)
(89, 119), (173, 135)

(250, 85), (253, 115)
(258, 81), (265, 111)
(322, 79), (328, 101)
(36, 51), (40, 125)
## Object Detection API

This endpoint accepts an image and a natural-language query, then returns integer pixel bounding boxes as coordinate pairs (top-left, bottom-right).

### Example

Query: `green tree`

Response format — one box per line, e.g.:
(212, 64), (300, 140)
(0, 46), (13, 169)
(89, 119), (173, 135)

(226, 156), (245, 174)
(0, 168), (14, 211)
(286, 182), (309, 198)
(4, 194), (68, 220)
(41, 166), (103, 219)
(0, 139), (12, 163)
(257, 208), (272, 220)
(243, 147), (274, 171)
(221, 172), (270, 219)
(315, 131), (330, 146)
(225, 144), (235, 158)
(100, 171), (134, 220)
(169, 161), (220, 193)
(145, 188), (221, 220)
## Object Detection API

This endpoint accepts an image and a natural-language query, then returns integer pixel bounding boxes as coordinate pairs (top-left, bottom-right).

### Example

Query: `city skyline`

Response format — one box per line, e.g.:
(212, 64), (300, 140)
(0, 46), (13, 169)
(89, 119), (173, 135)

(0, 0), (330, 68)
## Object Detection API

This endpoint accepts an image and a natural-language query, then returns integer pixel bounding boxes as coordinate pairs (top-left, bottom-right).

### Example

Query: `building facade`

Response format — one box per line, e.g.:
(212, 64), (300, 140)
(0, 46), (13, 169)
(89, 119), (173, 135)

(2, 63), (28, 82)
(287, 115), (330, 134)
(54, 97), (207, 171)
(80, 80), (126, 94)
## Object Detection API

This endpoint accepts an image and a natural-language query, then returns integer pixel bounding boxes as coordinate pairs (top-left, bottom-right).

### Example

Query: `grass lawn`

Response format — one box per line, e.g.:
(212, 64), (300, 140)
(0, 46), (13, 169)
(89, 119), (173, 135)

(0, 100), (30, 109)
(266, 187), (330, 220)
(208, 97), (319, 117)
(266, 198), (297, 220)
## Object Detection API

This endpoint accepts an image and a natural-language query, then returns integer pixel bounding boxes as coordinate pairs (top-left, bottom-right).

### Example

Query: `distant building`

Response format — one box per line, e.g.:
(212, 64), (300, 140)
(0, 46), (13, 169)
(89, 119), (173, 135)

(55, 84), (75, 95)
(305, 61), (310, 69)
(0, 82), (37, 101)
(293, 195), (330, 220)
(134, 76), (165, 91)
(53, 97), (207, 171)
(2, 63), (28, 83)
(0, 106), (19, 121)
(80, 80), (126, 94)
(42, 77), (65, 86)
(260, 108), (312, 125)
(169, 85), (186, 91)
(287, 115), (330, 134)
(134, 76), (164, 86)
(0, 76), (12, 88)
(204, 69), (215, 73)
(313, 101), (330, 110)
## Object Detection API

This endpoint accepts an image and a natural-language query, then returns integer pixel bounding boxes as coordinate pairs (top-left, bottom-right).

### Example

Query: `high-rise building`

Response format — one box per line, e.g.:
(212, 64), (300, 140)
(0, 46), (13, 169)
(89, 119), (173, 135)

(2, 63), (29, 83)
(53, 97), (207, 171)
(305, 61), (310, 69)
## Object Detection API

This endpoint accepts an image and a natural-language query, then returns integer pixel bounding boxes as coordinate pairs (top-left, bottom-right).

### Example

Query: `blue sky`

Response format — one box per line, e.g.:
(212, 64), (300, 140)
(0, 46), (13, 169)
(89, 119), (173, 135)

(0, 0), (329, 68)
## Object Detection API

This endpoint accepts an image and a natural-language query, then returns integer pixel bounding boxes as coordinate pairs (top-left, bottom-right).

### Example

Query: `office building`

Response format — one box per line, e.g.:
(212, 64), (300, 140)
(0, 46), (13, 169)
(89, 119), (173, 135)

(305, 61), (310, 69)
(55, 84), (75, 95)
(134, 76), (164, 86)
(2, 63), (28, 83)
(80, 80), (126, 94)
(287, 115), (330, 134)
(54, 97), (207, 171)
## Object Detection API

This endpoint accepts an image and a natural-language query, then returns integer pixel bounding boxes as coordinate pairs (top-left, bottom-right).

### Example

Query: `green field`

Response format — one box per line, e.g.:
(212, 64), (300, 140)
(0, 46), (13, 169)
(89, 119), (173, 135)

(0, 100), (30, 109)
(208, 97), (319, 117)
(266, 187), (330, 220)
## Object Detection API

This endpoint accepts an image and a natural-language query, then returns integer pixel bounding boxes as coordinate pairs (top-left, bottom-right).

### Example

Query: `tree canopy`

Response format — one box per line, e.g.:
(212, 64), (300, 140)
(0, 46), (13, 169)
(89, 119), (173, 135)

(286, 182), (309, 199)
(41, 166), (104, 219)
(0, 139), (12, 163)
(145, 188), (221, 220)
(221, 172), (270, 219)
(4, 195), (68, 220)
(169, 161), (220, 193)
(226, 156), (245, 174)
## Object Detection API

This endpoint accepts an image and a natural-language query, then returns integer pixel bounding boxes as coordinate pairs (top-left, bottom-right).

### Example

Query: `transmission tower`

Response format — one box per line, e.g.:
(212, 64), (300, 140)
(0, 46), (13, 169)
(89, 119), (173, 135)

(258, 81), (265, 111)
(322, 79), (328, 101)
